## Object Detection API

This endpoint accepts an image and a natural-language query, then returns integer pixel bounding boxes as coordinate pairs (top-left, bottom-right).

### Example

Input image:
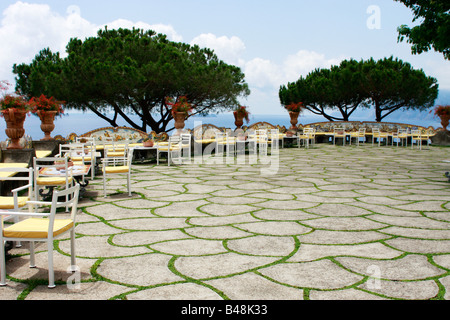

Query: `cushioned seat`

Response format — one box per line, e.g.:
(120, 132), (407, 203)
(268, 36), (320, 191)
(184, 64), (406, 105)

(0, 196), (30, 209)
(3, 218), (74, 239)
(103, 165), (129, 174)
(36, 176), (73, 186)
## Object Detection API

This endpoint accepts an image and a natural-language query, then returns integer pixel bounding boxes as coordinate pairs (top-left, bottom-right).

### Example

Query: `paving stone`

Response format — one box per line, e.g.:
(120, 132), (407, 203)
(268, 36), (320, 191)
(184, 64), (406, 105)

(309, 288), (386, 300)
(289, 242), (401, 262)
(175, 253), (277, 279)
(112, 230), (189, 246)
(302, 217), (387, 231)
(150, 239), (227, 256)
(380, 227), (450, 240)
(385, 238), (450, 254)
(259, 260), (363, 290)
(304, 203), (373, 217)
(297, 230), (389, 244)
(236, 221), (312, 236)
(97, 253), (184, 286)
(184, 226), (253, 239)
(369, 214), (450, 229)
(153, 200), (210, 217)
(252, 209), (319, 221)
(127, 283), (223, 300)
(60, 236), (150, 258)
(358, 279), (440, 300)
(109, 217), (190, 231)
(227, 236), (296, 256)
(26, 281), (128, 300)
(200, 203), (257, 216)
(336, 254), (446, 280)
(205, 272), (303, 300)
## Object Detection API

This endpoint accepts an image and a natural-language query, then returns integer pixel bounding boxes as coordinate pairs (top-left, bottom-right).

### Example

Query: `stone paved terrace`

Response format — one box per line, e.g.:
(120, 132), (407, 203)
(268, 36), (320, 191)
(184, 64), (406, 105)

(1, 143), (450, 300)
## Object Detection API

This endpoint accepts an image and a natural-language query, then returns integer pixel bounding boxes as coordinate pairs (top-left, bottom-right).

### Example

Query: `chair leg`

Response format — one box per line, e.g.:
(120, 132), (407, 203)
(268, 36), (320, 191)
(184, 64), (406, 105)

(103, 171), (107, 198)
(30, 241), (36, 268)
(0, 239), (6, 286)
(47, 241), (55, 288)
(70, 230), (76, 268)
(127, 172), (131, 197)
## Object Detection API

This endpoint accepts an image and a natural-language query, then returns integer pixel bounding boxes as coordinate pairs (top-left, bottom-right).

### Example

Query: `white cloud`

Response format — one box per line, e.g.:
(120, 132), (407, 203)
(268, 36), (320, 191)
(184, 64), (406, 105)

(190, 33), (246, 66)
(101, 19), (183, 42)
(0, 2), (182, 84)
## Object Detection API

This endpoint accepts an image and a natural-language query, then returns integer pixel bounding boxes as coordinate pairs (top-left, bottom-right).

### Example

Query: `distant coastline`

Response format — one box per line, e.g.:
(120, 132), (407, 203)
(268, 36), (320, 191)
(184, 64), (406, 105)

(0, 109), (442, 141)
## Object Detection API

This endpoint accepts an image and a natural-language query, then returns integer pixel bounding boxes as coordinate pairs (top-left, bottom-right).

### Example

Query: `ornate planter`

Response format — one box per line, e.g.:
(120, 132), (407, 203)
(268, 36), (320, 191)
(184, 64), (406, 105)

(440, 116), (449, 131)
(3, 109), (27, 149)
(289, 111), (300, 130)
(234, 111), (244, 129)
(143, 140), (154, 147)
(173, 112), (187, 132)
(37, 110), (57, 140)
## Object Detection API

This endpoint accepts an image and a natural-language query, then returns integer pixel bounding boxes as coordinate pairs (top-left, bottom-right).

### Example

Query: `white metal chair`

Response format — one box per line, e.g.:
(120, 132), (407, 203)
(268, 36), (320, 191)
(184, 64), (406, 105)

(333, 127), (346, 146)
(157, 135), (182, 166)
(372, 128), (389, 147)
(180, 133), (192, 162)
(0, 184), (80, 288)
(350, 128), (366, 146)
(268, 129), (280, 151)
(59, 143), (94, 182)
(33, 157), (74, 208)
(215, 131), (235, 157)
(411, 129), (422, 150)
(392, 128), (408, 147)
(101, 149), (132, 197)
(0, 167), (34, 247)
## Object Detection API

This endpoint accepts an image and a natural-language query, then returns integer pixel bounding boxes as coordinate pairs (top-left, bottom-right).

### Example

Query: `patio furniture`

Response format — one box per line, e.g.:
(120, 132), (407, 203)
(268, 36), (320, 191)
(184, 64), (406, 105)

(215, 132), (235, 157)
(33, 157), (74, 208)
(0, 184), (80, 288)
(411, 130), (423, 150)
(372, 128), (388, 146)
(333, 127), (347, 145)
(180, 133), (192, 162)
(0, 166), (34, 248)
(157, 135), (182, 166)
(101, 149), (132, 197)
(391, 128), (409, 147)
(349, 128), (366, 146)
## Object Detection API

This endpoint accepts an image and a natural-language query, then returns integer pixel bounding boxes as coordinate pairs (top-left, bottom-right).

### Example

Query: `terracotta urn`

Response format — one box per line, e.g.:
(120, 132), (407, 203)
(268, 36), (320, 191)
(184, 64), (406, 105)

(441, 117), (449, 131)
(173, 112), (186, 131)
(233, 111), (244, 129)
(37, 110), (57, 140)
(289, 111), (299, 130)
(3, 109), (27, 149)
(143, 140), (154, 147)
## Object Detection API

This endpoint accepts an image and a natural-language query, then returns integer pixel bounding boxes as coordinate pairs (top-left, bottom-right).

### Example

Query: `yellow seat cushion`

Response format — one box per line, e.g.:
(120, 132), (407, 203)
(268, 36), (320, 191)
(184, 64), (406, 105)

(158, 147), (181, 152)
(3, 218), (74, 238)
(0, 196), (29, 209)
(36, 177), (73, 186)
(71, 156), (92, 162)
(103, 166), (129, 174)
(106, 152), (125, 157)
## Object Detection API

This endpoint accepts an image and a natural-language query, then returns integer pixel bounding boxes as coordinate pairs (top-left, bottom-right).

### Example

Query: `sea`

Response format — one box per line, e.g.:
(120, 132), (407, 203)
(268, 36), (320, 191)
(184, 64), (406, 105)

(0, 108), (443, 141)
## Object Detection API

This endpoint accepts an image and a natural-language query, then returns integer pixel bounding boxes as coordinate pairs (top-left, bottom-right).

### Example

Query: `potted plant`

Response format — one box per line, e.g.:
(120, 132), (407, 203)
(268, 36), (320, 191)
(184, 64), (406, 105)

(0, 81), (30, 149)
(233, 106), (250, 129)
(29, 94), (65, 140)
(432, 105), (450, 131)
(166, 96), (194, 132)
(143, 135), (154, 147)
(285, 102), (304, 130)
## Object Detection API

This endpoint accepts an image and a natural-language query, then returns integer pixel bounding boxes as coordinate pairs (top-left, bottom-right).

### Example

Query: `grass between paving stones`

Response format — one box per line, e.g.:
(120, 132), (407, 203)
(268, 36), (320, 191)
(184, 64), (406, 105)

(4, 144), (450, 300)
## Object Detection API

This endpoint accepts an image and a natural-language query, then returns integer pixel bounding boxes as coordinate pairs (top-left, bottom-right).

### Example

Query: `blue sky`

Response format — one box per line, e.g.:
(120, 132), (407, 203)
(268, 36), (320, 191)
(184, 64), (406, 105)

(1, 0), (449, 117)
